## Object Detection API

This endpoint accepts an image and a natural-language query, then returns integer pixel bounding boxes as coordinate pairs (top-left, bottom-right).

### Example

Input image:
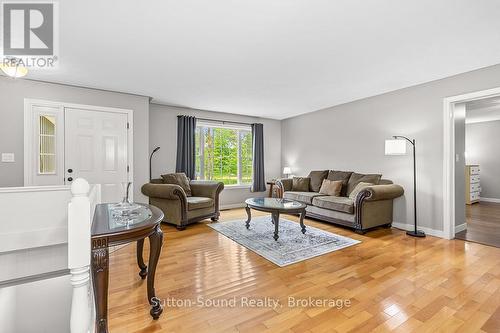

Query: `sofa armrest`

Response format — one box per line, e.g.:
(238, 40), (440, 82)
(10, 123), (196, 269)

(189, 180), (224, 199)
(361, 184), (404, 201)
(353, 184), (404, 232)
(141, 183), (187, 201)
(276, 178), (293, 192)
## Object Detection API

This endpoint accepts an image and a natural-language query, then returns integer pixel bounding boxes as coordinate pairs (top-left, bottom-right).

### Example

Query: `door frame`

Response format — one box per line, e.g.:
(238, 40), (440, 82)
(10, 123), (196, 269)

(442, 86), (500, 239)
(24, 99), (134, 192)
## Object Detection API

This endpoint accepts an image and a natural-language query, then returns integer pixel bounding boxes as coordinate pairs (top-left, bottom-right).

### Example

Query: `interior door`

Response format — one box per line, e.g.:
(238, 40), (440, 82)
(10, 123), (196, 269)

(64, 108), (128, 203)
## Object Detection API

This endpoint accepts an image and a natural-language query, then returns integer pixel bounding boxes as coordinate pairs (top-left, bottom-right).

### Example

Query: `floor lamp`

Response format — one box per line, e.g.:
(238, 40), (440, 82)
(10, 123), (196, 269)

(149, 147), (160, 181)
(385, 136), (426, 238)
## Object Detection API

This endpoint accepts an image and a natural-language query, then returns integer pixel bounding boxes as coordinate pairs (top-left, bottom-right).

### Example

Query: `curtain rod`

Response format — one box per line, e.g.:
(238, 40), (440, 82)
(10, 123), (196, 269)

(185, 116), (254, 126)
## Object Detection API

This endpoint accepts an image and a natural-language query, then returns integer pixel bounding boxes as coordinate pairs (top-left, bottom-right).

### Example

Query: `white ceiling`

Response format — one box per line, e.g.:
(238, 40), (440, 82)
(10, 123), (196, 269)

(25, 0), (500, 119)
(466, 96), (500, 124)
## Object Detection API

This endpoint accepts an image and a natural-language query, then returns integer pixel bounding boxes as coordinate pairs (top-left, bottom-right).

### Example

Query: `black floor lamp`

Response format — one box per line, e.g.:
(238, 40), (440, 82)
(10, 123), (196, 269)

(149, 147), (161, 181)
(385, 136), (425, 238)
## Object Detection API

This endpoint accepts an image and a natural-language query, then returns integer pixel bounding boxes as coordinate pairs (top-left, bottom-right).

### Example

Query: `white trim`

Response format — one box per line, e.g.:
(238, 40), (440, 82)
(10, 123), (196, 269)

(479, 197), (500, 203)
(25, 98), (134, 115)
(455, 223), (467, 234)
(220, 203), (246, 210)
(443, 86), (500, 240)
(23, 98), (134, 199)
(0, 185), (69, 193)
(392, 222), (444, 238)
(197, 119), (252, 131)
(24, 100), (65, 186)
(224, 185), (252, 190)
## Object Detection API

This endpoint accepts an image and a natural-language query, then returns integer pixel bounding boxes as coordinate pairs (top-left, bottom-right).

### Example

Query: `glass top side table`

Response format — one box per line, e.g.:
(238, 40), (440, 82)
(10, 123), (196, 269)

(91, 203), (164, 333)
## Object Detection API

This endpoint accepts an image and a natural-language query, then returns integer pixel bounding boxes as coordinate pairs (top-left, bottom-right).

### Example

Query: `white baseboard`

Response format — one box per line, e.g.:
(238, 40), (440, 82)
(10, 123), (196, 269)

(392, 222), (445, 238)
(455, 223), (467, 233)
(220, 203), (246, 210)
(479, 197), (500, 203)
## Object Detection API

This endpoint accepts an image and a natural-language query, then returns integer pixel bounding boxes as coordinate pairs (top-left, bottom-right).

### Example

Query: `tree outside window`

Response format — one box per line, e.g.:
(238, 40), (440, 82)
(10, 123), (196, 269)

(195, 124), (253, 185)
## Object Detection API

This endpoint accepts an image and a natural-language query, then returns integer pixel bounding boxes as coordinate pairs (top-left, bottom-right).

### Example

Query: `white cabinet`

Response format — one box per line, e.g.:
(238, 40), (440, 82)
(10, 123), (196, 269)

(465, 165), (481, 204)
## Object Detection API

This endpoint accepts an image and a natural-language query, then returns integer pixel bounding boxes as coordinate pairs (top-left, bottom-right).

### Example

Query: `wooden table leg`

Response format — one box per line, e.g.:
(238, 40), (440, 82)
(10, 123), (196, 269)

(91, 239), (109, 333)
(245, 206), (251, 229)
(299, 209), (306, 234)
(137, 239), (147, 279)
(272, 211), (280, 241)
(147, 225), (164, 319)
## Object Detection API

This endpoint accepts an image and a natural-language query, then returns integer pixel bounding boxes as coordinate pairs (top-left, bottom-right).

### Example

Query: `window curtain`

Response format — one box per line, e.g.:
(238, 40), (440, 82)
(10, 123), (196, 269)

(251, 123), (266, 192)
(175, 115), (197, 180)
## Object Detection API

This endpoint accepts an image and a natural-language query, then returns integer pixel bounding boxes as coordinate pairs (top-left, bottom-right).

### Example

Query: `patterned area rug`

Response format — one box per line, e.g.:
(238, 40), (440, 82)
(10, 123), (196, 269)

(208, 216), (361, 267)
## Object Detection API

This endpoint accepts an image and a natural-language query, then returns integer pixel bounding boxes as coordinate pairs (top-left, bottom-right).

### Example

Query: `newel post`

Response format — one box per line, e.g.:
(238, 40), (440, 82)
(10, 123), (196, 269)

(68, 179), (92, 333)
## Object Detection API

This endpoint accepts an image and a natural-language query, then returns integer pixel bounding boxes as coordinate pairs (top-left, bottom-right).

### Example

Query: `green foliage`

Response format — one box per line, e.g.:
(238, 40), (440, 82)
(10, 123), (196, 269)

(195, 126), (253, 185)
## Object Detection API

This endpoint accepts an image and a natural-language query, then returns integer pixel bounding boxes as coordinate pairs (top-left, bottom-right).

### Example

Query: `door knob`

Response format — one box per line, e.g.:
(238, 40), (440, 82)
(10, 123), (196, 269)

(67, 168), (73, 173)
(67, 177), (73, 182)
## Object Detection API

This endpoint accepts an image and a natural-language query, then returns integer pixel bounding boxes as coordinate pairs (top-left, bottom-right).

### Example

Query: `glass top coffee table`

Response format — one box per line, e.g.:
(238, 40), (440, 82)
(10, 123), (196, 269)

(245, 197), (307, 241)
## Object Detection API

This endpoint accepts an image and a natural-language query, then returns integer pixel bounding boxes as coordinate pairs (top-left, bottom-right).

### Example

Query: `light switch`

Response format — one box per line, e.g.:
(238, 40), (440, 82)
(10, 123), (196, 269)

(1, 153), (15, 162)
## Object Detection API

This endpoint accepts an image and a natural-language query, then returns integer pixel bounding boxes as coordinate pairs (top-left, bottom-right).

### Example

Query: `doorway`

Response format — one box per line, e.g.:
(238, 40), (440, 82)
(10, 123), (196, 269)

(24, 99), (133, 203)
(443, 88), (500, 247)
(454, 97), (500, 247)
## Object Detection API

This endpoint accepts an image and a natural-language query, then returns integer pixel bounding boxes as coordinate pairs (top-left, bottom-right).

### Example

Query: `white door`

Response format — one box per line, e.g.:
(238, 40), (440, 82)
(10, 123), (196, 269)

(64, 108), (129, 203)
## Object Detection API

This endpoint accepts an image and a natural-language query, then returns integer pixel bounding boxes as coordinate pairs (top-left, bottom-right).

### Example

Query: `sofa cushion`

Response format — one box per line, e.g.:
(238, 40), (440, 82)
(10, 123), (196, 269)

(319, 179), (342, 196)
(348, 182), (374, 200)
(327, 170), (353, 196)
(161, 172), (192, 196)
(283, 191), (326, 204)
(187, 196), (214, 210)
(307, 170), (329, 192)
(346, 173), (381, 196)
(312, 196), (354, 214)
(292, 177), (310, 192)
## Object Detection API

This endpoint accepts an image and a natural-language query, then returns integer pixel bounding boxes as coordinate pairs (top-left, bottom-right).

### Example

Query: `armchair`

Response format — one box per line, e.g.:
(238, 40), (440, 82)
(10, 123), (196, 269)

(142, 179), (224, 230)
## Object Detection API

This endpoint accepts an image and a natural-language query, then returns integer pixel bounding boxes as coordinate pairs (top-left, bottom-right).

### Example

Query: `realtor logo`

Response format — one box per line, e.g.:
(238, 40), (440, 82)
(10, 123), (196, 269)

(1, 1), (58, 68)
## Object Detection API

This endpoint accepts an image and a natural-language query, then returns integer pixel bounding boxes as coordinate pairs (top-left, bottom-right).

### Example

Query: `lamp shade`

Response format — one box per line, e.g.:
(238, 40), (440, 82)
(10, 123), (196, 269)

(385, 139), (407, 155)
(283, 167), (291, 175)
(0, 63), (28, 78)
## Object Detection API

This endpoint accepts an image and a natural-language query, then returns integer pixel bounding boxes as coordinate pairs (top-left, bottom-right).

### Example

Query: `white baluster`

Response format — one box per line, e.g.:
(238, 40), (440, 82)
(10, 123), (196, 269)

(68, 179), (91, 333)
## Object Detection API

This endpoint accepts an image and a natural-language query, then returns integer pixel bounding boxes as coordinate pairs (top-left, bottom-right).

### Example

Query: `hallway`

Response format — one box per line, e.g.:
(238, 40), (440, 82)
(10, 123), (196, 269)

(456, 202), (500, 248)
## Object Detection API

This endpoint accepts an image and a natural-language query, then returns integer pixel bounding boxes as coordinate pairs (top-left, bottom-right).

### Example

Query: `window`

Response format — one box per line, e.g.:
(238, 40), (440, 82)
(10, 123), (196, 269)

(195, 121), (253, 185)
(39, 115), (56, 174)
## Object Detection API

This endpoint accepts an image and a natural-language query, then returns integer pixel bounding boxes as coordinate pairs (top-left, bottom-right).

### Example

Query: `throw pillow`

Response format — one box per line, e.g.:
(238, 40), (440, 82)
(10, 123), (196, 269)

(307, 170), (329, 192)
(161, 172), (192, 196)
(348, 182), (374, 200)
(292, 177), (310, 192)
(346, 173), (382, 196)
(319, 179), (343, 196)
(327, 170), (353, 196)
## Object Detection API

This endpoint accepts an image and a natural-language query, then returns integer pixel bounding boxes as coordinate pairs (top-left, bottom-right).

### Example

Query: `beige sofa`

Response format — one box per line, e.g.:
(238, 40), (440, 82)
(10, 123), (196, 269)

(276, 170), (404, 234)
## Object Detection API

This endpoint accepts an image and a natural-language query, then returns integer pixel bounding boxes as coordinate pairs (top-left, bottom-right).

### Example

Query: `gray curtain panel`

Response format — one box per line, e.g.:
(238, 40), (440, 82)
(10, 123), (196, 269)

(175, 115), (197, 179)
(251, 123), (266, 192)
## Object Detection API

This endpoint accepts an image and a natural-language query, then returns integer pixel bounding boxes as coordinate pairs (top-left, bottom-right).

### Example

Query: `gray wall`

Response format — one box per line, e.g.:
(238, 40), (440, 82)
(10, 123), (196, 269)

(466, 119), (500, 199)
(149, 104), (282, 208)
(0, 77), (150, 202)
(281, 64), (500, 232)
(454, 103), (466, 227)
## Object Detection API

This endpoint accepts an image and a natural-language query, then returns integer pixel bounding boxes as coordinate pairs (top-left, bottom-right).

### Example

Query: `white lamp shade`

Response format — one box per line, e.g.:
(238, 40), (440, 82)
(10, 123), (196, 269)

(0, 63), (28, 78)
(283, 167), (291, 174)
(385, 139), (407, 155)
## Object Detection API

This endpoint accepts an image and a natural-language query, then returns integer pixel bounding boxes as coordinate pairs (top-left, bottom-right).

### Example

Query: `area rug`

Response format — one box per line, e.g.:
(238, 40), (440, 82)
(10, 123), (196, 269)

(208, 216), (361, 267)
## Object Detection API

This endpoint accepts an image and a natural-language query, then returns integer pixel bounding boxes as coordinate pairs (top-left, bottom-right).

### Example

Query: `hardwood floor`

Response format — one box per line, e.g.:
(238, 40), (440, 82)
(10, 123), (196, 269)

(456, 202), (500, 248)
(108, 209), (500, 332)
